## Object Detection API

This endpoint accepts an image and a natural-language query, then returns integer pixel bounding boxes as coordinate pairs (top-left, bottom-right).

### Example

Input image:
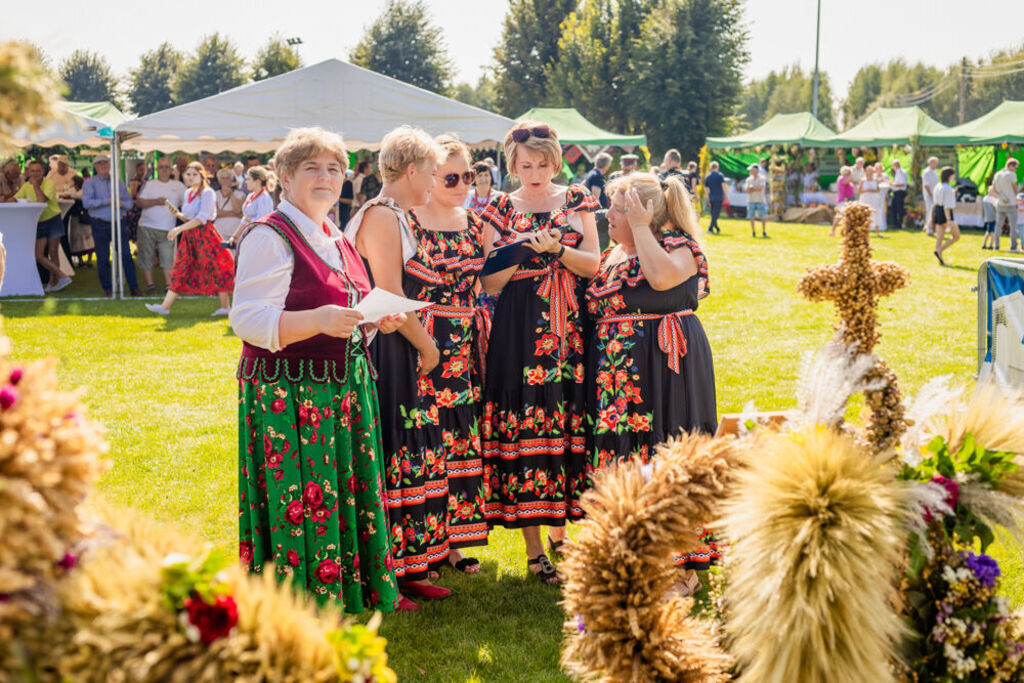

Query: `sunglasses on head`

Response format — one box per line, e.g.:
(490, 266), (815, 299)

(443, 171), (475, 188)
(511, 125), (552, 143)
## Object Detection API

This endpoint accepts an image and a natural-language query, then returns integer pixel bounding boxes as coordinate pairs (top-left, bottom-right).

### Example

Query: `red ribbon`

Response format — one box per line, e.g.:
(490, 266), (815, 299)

(536, 267), (578, 358)
(657, 313), (690, 374)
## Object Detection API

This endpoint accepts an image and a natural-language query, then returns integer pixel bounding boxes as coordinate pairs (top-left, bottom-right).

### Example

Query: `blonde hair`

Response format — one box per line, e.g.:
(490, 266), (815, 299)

(216, 167), (235, 182)
(607, 172), (699, 241)
(272, 126), (348, 181)
(435, 134), (472, 166)
(504, 120), (561, 176)
(378, 125), (446, 182)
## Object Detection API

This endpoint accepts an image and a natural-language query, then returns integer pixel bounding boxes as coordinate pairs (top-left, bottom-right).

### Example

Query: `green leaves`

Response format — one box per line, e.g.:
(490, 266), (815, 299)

(160, 547), (232, 611)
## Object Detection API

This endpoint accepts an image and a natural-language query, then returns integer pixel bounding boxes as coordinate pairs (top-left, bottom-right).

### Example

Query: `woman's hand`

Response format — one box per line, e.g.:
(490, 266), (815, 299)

(166, 227), (180, 240)
(317, 305), (365, 338)
(417, 342), (440, 376)
(376, 312), (407, 334)
(525, 228), (562, 254)
(625, 188), (654, 233)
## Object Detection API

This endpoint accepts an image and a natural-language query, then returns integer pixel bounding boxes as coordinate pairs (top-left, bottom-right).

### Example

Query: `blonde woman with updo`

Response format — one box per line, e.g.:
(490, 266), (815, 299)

(585, 172), (718, 579)
(406, 135), (490, 575)
(479, 121), (600, 585)
(346, 126), (453, 608)
(231, 127), (405, 614)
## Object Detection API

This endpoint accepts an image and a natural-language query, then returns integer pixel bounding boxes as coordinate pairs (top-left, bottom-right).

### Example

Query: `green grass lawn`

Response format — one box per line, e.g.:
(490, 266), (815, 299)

(4, 217), (1021, 682)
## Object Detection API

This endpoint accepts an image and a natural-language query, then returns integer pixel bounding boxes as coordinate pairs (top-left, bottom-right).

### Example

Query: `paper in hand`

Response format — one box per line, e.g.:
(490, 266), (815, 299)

(481, 240), (536, 275)
(354, 287), (430, 324)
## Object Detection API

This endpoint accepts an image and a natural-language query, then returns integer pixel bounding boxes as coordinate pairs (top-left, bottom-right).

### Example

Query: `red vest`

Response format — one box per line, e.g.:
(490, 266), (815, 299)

(237, 210), (372, 383)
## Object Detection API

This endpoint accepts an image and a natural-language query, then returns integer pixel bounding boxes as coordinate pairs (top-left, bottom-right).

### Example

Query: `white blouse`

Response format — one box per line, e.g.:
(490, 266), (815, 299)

(229, 199), (349, 352)
(242, 189), (274, 222)
(182, 186), (217, 222)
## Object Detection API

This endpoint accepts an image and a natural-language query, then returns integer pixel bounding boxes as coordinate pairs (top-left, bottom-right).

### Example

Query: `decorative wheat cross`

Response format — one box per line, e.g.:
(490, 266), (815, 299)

(798, 202), (911, 452)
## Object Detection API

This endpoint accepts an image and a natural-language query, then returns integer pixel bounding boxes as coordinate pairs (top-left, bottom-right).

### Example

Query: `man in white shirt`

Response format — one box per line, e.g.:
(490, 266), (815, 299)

(921, 157), (939, 235)
(850, 157), (866, 187)
(889, 160), (908, 229)
(991, 158), (1020, 252)
(135, 158), (186, 293)
(745, 164), (769, 237)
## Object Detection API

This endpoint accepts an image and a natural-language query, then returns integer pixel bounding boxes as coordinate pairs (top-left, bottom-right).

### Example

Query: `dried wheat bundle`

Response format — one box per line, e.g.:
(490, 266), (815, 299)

(718, 427), (908, 683)
(560, 433), (744, 682)
(11, 510), (379, 683)
(0, 42), (67, 153)
(0, 351), (108, 635)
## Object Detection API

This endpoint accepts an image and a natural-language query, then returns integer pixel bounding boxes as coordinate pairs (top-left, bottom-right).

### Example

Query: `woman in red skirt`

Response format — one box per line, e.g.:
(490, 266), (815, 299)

(146, 161), (234, 316)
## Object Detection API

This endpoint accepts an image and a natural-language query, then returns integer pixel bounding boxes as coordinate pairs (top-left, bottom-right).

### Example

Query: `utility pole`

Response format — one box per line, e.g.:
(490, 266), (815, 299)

(812, 0), (822, 118)
(959, 57), (968, 124)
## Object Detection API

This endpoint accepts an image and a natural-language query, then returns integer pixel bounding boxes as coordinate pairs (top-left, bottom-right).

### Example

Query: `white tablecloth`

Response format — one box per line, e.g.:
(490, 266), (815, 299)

(728, 188), (748, 207)
(0, 203), (46, 296)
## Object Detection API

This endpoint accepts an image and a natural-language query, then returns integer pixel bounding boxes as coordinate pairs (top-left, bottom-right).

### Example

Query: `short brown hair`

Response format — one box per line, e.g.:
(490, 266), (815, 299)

(378, 125), (446, 182)
(272, 127), (348, 181)
(504, 120), (561, 175)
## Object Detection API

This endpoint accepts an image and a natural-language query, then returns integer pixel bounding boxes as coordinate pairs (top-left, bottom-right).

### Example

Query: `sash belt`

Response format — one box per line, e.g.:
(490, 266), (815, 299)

(596, 310), (694, 374)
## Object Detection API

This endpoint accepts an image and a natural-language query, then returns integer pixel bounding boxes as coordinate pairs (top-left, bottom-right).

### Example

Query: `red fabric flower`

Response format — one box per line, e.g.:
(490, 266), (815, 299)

(239, 541), (254, 564)
(185, 593), (238, 644)
(286, 549), (300, 567)
(303, 481), (324, 508)
(285, 499), (304, 525)
(315, 558), (339, 584)
(526, 365), (546, 386)
(270, 398), (286, 414)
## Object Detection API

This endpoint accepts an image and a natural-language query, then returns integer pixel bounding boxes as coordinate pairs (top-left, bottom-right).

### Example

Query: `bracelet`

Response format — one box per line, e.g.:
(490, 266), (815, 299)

(556, 244), (566, 259)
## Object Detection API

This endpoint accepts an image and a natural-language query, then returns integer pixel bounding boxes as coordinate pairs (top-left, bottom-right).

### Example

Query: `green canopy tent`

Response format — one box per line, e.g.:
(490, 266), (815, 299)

(821, 106), (946, 147)
(920, 101), (1024, 191)
(706, 112), (836, 149)
(517, 107), (647, 181)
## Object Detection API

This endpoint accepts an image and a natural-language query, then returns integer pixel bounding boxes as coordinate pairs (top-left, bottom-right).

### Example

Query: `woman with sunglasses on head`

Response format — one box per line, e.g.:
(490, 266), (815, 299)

(479, 121), (600, 585)
(404, 135), (490, 575)
(346, 126), (451, 609)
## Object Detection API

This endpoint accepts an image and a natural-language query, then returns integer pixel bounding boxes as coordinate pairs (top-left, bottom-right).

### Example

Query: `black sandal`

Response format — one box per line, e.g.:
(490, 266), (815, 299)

(527, 554), (561, 585)
(547, 535), (566, 559)
(449, 556), (480, 573)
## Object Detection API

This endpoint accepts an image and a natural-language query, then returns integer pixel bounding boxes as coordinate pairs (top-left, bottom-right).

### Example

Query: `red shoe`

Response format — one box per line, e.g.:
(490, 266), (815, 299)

(395, 596), (420, 611)
(402, 581), (452, 600)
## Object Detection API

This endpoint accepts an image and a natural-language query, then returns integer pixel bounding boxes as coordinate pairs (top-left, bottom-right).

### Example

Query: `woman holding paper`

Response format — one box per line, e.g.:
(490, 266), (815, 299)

(478, 122), (600, 584)
(231, 127), (406, 614)
(585, 173), (717, 584)
(405, 135), (490, 574)
(346, 126), (454, 606)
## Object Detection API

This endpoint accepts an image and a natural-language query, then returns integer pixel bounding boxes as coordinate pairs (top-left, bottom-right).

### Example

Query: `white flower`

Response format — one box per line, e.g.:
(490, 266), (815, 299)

(162, 552), (191, 567)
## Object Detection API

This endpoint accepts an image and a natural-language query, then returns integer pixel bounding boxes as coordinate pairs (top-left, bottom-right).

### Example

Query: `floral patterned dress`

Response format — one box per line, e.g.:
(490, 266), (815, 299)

(172, 186), (234, 295)
(480, 184), (598, 528)
(363, 200), (450, 582)
(237, 211), (398, 613)
(407, 208), (490, 550)
(585, 228), (719, 569)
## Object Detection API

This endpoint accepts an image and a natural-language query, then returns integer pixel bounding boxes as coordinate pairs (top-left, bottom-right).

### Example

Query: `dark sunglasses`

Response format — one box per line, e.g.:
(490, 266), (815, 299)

(443, 171), (475, 188)
(511, 125), (552, 143)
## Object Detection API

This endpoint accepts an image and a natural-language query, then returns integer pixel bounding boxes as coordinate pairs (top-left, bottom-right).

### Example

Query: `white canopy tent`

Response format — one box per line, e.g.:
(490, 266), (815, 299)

(107, 59), (515, 297)
(10, 100), (128, 148)
(115, 58), (515, 153)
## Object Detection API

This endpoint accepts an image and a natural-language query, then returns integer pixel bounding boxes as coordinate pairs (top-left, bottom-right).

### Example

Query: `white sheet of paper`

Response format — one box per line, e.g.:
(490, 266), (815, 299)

(354, 287), (430, 324)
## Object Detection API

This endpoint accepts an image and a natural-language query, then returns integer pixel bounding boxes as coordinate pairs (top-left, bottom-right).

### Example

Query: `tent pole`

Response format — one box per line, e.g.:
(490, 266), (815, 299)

(112, 136), (123, 299)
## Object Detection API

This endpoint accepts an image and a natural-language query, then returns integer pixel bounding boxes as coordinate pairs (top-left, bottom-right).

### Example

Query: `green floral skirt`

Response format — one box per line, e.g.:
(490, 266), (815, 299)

(237, 353), (399, 613)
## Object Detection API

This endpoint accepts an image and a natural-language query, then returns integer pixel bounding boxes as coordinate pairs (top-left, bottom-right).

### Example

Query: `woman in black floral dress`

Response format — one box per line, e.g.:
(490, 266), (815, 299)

(406, 136), (490, 574)
(480, 122), (600, 584)
(346, 126), (449, 609)
(585, 172), (718, 577)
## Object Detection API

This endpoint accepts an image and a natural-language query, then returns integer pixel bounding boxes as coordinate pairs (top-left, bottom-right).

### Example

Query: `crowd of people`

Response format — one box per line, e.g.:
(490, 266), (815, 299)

(229, 122), (716, 613)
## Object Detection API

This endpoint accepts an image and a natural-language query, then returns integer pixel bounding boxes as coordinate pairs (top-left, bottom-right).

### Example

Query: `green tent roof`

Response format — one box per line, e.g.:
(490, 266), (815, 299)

(706, 112), (836, 148)
(517, 108), (646, 147)
(61, 101), (129, 129)
(919, 101), (1024, 145)
(822, 106), (946, 147)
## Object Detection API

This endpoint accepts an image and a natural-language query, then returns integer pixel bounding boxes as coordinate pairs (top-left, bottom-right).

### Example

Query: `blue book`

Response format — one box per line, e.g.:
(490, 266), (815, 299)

(481, 241), (535, 275)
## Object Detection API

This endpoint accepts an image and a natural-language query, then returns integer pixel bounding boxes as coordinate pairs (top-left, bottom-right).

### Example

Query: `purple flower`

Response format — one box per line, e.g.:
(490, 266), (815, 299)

(926, 476), (960, 521)
(576, 614), (586, 633)
(57, 553), (76, 570)
(0, 385), (17, 411)
(9, 367), (23, 385)
(964, 552), (1000, 588)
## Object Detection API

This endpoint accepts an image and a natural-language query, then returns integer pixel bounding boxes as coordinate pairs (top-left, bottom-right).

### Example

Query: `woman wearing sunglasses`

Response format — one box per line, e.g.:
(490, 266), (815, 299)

(404, 135), (490, 575)
(479, 121), (600, 585)
(346, 126), (451, 610)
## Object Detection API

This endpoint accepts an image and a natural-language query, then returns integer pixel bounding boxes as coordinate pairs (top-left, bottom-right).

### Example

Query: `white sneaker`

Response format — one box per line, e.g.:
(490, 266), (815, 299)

(145, 303), (170, 316)
(211, 307), (230, 317)
(51, 277), (72, 292)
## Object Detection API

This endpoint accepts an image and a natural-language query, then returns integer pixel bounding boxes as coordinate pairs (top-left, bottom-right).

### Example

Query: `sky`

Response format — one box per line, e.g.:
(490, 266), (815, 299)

(4, 0), (1024, 103)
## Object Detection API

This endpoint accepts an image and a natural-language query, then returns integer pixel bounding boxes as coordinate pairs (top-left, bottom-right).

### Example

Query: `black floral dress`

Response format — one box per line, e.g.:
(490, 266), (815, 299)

(407, 208), (490, 551)
(585, 228), (719, 569)
(480, 184), (598, 528)
(365, 202), (448, 583)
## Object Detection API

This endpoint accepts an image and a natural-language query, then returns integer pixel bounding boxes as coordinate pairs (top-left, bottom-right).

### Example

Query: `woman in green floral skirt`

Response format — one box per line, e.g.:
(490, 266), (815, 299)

(231, 127), (410, 612)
